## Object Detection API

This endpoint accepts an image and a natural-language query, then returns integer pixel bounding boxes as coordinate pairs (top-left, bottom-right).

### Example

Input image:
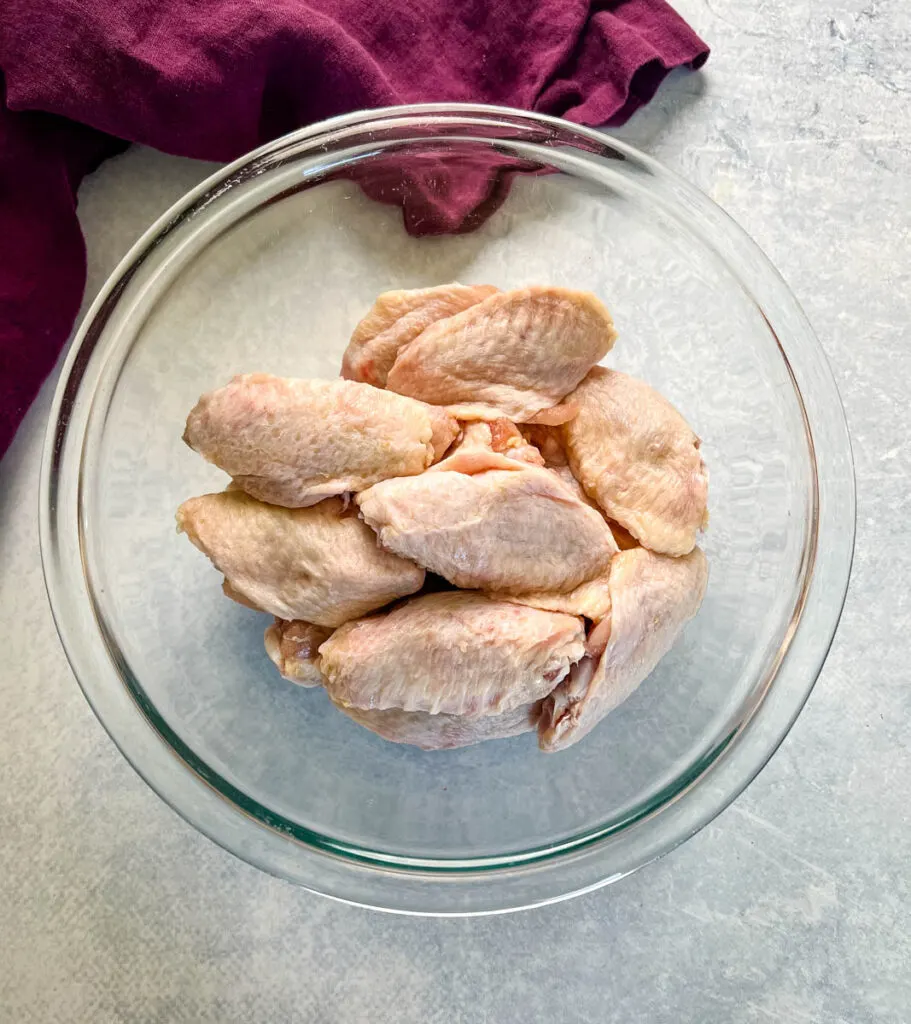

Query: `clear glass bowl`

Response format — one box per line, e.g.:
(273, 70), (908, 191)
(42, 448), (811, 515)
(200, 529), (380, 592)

(40, 104), (855, 915)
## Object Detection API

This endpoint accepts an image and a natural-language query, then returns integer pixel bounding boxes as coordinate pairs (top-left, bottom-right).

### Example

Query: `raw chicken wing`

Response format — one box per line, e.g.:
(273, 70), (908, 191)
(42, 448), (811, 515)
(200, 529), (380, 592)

(538, 547), (708, 751)
(384, 286), (617, 422)
(562, 367), (708, 556)
(176, 490), (424, 627)
(357, 459), (617, 593)
(184, 374), (458, 507)
(320, 592), (585, 716)
(342, 283), (498, 386)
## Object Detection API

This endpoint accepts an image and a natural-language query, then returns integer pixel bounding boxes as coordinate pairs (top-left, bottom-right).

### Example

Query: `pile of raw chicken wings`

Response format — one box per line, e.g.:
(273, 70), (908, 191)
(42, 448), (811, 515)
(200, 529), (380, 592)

(178, 285), (709, 753)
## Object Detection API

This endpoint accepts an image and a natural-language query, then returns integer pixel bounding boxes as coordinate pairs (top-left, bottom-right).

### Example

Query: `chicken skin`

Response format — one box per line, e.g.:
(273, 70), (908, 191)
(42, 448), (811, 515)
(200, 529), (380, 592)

(183, 374), (458, 507)
(538, 547), (708, 751)
(319, 592), (585, 717)
(331, 701), (540, 750)
(357, 459), (617, 594)
(383, 286), (617, 422)
(562, 367), (708, 556)
(490, 571), (614, 622)
(342, 283), (498, 387)
(176, 490), (424, 627)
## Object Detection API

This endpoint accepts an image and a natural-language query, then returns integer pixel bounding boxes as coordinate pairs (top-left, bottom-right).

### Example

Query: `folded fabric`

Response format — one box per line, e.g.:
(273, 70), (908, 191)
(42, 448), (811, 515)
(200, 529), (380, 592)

(0, 0), (707, 456)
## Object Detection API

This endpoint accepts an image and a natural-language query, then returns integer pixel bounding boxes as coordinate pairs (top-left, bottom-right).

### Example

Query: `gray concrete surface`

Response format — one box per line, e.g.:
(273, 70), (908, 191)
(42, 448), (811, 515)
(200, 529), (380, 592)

(1, 1), (909, 1020)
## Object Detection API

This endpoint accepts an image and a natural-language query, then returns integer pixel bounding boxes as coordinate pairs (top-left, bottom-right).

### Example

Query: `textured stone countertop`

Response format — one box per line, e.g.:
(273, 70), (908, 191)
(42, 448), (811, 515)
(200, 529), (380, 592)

(1, 1), (909, 1020)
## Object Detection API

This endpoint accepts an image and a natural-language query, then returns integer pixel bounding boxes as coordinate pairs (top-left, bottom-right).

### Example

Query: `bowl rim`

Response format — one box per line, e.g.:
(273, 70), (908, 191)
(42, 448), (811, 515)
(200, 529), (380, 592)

(39, 102), (856, 915)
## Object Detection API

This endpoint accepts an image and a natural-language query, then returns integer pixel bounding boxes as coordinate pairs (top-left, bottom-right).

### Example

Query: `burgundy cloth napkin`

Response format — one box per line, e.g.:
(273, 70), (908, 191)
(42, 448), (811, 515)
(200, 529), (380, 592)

(0, 0), (707, 456)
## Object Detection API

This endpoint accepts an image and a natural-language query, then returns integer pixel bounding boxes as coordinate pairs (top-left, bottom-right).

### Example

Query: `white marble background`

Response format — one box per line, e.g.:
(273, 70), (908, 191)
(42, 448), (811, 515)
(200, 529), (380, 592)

(1, 1), (909, 1020)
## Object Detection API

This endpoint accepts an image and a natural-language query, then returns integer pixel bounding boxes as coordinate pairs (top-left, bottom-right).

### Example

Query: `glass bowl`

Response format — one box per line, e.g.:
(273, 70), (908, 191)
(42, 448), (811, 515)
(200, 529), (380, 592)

(40, 104), (855, 915)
